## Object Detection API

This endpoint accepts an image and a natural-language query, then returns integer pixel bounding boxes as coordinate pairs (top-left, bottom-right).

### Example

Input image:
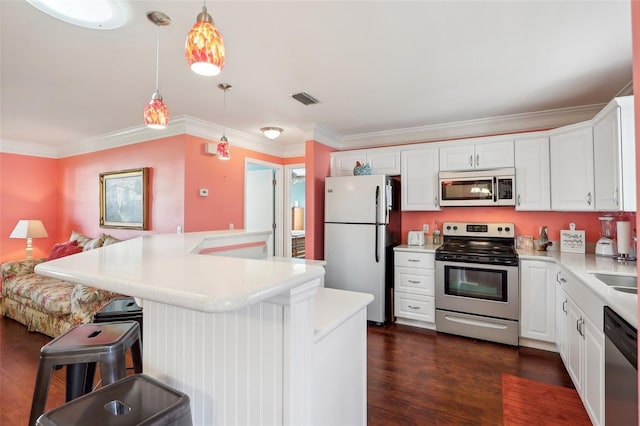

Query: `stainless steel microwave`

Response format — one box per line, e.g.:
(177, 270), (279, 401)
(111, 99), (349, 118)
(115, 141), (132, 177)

(439, 168), (515, 206)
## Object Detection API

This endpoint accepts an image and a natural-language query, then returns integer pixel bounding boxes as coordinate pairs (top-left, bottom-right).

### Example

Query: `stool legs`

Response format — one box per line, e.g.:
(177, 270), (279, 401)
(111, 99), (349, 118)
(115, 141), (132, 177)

(29, 359), (54, 426)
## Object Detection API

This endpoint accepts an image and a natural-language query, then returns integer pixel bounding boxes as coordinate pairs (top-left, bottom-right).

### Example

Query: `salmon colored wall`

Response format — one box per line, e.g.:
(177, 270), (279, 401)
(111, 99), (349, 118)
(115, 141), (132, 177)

(305, 140), (335, 260)
(402, 209), (635, 245)
(57, 135), (186, 242)
(183, 136), (288, 231)
(0, 153), (58, 261)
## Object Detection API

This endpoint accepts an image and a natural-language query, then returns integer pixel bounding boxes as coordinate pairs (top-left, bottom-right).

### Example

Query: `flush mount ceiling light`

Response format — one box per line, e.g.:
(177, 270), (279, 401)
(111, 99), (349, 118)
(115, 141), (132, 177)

(143, 11), (171, 130)
(185, 0), (225, 76)
(260, 127), (283, 140)
(217, 83), (232, 160)
(25, 0), (130, 29)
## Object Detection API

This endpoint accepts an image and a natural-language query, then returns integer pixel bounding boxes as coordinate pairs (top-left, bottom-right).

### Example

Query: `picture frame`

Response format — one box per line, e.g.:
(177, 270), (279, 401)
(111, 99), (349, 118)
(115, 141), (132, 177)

(99, 168), (149, 230)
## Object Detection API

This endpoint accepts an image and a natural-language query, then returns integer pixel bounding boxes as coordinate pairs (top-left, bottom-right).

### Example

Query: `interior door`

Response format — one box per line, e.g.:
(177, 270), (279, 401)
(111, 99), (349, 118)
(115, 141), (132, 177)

(246, 168), (275, 256)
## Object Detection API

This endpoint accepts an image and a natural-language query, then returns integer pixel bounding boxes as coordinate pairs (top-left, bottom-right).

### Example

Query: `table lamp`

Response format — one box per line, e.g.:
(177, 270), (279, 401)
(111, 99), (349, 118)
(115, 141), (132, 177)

(9, 219), (48, 259)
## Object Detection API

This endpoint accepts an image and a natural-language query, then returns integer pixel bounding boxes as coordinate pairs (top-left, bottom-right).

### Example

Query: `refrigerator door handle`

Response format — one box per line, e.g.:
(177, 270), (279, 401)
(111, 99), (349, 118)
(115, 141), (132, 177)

(375, 185), (380, 263)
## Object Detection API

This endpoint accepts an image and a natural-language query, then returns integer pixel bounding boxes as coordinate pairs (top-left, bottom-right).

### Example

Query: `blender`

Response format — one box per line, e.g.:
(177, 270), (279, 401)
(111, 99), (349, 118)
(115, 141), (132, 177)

(595, 217), (616, 257)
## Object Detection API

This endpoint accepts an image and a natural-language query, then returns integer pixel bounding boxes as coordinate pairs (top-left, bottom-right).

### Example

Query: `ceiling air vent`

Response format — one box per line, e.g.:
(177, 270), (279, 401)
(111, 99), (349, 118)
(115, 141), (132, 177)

(291, 92), (319, 106)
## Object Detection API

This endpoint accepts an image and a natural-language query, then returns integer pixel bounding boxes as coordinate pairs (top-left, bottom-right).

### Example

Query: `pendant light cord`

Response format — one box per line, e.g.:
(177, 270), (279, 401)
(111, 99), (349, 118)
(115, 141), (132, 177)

(222, 86), (227, 137)
(154, 23), (160, 92)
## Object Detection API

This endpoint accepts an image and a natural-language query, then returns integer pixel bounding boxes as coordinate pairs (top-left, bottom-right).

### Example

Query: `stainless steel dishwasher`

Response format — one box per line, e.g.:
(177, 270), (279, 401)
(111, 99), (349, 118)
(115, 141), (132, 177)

(604, 306), (637, 426)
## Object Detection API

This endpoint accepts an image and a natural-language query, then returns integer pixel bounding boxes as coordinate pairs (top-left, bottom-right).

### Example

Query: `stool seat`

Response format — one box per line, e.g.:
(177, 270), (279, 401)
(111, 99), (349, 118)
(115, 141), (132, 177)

(29, 321), (142, 426)
(94, 297), (143, 340)
(36, 374), (192, 426)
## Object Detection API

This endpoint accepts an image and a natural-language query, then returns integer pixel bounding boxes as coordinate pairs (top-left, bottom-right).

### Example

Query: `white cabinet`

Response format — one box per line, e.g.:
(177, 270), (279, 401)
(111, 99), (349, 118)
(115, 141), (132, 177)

(330, 148), (400, 177)
(439, 140), (514, 171)
(519, 260), (556, 347)
(393, 249), (435, 329)
(554, 267), (604, 426)
(514, 137), (551, 211)
(592, 96), (636, 211)
(549, 125), (595, 211)
(401, 147), (440, 211)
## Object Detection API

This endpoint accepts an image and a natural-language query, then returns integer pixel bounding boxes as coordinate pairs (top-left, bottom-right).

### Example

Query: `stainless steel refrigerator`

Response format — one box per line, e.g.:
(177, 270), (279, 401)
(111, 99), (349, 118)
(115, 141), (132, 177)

(324, 174), (400, 324)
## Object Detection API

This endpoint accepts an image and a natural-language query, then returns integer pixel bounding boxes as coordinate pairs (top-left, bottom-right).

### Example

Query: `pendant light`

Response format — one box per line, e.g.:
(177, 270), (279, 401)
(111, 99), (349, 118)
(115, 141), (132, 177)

(217, 83), (231, 160)
(185, 0), (225, 76)
(143, 11), (170, 129)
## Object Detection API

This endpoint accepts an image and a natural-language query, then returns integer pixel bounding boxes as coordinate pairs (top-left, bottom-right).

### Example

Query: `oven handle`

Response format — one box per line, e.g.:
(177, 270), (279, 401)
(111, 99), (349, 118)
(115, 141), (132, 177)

(443, 314), (508, 330)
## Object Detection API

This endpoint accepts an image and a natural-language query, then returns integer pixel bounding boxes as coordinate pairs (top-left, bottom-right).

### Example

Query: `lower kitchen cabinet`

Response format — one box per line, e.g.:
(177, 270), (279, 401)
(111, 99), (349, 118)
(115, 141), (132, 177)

(393, 247), (435, 330)
(519, 259), (557, 349)
(555, 267), (604, 426)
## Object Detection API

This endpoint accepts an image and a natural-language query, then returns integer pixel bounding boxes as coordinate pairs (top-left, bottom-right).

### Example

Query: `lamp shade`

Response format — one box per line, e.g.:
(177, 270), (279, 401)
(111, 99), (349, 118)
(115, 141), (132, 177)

(217, 135), (231, 160)
(9, 220), (48, 239)
(185, 7), (225, 76)
(144, 92), (169, 129)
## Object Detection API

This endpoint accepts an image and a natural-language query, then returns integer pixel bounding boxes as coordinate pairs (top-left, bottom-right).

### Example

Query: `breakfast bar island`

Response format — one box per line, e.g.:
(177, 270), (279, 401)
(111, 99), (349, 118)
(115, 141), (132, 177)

(35, 230), (372, 425)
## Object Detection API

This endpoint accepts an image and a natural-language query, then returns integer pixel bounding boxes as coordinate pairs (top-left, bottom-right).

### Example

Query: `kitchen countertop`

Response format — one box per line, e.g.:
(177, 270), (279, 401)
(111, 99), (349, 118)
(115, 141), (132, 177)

(35, 230), (325, 314)
(394, 244), (637, 328)
(519, 249), (637, 328)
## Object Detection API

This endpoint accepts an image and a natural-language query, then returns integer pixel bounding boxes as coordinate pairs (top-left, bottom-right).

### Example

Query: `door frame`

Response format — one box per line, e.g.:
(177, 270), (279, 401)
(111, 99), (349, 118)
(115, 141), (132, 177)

(284, 163), (305, 258)
(244, 158), (284, 257)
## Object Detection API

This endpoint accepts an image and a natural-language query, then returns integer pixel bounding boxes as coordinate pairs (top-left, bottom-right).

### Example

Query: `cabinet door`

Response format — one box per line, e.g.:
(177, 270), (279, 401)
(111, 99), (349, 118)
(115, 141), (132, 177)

(331, 151), (366, 177)
(550, 126), (595, 211)
(582, 316), (604, 426)
(475, 140), (514, 169)
(515, 137), (551, 211)
(565, 298), (584, 393)
(367, 151), (401, 176)
(439, 144), (475, 171)
(401, 148), (440, 211)
(555, 281), (568, 361)
(593, 107), (621, 211)
(520, 260), (556, 343)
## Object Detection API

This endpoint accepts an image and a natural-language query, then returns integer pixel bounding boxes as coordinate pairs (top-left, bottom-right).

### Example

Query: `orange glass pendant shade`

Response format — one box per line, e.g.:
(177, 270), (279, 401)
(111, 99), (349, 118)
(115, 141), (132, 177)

(185, 7), (225, 76)
(217, 136), (230, 160)
(144, 92), (169, 129)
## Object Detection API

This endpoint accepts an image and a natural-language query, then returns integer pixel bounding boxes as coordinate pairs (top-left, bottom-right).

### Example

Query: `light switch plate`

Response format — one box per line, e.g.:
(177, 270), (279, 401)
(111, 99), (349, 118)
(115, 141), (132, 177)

(422, 224), (429, 233)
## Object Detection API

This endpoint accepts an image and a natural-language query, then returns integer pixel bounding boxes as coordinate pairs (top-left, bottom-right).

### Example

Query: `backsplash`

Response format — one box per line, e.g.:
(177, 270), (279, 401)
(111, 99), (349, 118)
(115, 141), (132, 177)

(401, 208), (636, 246)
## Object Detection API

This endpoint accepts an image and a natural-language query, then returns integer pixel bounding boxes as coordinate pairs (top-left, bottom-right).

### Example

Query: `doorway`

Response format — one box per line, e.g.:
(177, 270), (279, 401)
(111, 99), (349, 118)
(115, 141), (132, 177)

(285, 164), (306, 258)
(244, 159), (284, 257)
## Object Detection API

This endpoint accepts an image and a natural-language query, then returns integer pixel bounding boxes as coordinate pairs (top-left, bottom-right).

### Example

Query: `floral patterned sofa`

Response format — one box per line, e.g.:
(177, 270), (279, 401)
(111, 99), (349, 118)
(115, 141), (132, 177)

(0, 231), (126, 338)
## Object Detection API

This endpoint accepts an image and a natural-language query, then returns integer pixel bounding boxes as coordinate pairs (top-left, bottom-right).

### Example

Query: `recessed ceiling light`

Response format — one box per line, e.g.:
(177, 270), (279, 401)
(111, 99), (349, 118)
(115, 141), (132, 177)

(25, 0), (131, 29)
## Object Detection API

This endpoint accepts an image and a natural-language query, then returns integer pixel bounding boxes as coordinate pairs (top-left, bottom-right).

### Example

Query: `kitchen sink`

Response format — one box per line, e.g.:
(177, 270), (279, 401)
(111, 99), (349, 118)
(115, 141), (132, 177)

(608, 286), (638, 294)
(591, 273), (637, 289)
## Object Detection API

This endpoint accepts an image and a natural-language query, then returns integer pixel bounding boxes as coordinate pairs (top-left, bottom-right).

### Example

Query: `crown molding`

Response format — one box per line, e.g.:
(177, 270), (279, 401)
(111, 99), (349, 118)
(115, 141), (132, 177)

(0, 139), (59, 158)
(338, 103), (606, 150)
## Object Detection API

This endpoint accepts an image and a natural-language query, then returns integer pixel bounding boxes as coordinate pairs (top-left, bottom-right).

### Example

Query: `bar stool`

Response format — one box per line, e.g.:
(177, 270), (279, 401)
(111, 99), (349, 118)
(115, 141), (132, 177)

(29, 321), (143, 426)
(93, 297), (143, 340)
(35, 374), (192, 426)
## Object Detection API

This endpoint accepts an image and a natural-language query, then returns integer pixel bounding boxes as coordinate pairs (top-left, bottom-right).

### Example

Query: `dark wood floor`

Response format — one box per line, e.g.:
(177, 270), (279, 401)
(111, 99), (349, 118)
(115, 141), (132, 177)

(0, 316), (573, 425)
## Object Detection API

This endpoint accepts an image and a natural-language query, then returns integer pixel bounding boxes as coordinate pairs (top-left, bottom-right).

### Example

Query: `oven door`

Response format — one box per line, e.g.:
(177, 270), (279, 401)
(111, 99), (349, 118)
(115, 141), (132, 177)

(435, 260), (519, 320)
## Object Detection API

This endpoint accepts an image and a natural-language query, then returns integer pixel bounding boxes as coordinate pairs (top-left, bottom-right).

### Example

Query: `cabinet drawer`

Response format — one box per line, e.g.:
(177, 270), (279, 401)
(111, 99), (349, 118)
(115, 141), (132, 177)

(394, 292), (435, 323)
(395, 267), (434, 296)
(394, 251), (434, 269)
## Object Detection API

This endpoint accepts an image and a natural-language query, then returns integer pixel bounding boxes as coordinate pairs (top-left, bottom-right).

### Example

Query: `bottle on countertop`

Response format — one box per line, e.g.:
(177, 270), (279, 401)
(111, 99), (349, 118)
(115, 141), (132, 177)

(432, 220), (441, 245)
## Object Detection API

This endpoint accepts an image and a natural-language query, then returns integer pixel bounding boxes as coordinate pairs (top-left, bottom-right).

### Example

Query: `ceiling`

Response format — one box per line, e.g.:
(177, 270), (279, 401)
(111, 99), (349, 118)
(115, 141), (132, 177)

(0, 0), (633, 158)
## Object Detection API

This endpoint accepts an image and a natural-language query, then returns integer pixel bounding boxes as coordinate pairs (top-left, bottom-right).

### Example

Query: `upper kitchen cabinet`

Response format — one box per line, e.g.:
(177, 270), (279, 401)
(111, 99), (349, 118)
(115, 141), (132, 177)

(401, 147), (440, 211)
(592, 96), (636, 212)
(550, 124), (595, 211)
(439, 139), (514, 171)
(514, 136), (551, 211)
(331, 147), (401, 177)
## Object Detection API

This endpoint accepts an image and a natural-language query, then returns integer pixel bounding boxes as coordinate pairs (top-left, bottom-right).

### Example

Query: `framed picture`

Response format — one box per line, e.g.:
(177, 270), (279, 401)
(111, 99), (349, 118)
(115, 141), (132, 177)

(99, 168), (149, 230)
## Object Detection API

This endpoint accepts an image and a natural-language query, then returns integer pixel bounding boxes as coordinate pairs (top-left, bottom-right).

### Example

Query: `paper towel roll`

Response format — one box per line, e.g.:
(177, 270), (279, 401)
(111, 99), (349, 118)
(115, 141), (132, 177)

(617, 221), (631, 254)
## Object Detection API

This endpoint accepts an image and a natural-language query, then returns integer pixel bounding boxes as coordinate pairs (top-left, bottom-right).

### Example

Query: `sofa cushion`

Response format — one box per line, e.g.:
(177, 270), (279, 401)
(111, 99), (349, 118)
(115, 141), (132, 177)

(70, 231), (105, 251)
(48, 240), (83, 260)
(4, 273), (73, 316)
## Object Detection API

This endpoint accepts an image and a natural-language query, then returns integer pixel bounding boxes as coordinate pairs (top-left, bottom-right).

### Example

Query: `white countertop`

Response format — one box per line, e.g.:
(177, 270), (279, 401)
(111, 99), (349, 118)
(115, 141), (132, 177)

(35, 230), (325, 313)
(394, 243), (439, 253)
(519, 249), (637, 328)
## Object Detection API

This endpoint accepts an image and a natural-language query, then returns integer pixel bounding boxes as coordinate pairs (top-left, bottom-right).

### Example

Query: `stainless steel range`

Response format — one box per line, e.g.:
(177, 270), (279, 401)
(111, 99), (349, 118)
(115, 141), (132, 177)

(435, 222), (519, 346)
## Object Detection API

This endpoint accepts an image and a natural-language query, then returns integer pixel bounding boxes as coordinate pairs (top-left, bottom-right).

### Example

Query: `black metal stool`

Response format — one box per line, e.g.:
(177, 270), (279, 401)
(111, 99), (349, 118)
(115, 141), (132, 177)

(35, 374), (192, 426)
(93, 297), (143, 340)
(29, 321), (143, 426)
